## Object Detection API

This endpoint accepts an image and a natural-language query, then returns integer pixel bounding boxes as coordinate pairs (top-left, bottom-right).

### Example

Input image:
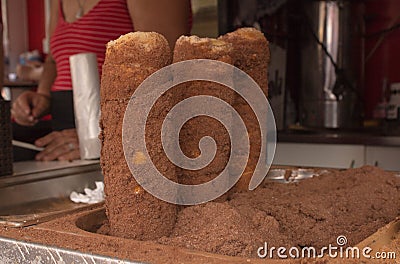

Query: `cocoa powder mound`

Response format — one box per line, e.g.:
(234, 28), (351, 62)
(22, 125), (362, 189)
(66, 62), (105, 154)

(158, 202), (287, 257)
(155, 166), (400, 258)
(232, 166), (399, 250)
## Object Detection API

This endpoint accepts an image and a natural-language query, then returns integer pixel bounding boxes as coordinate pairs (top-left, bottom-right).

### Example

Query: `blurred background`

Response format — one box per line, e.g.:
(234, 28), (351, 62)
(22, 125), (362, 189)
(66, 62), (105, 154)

(2, 0), (400, 169)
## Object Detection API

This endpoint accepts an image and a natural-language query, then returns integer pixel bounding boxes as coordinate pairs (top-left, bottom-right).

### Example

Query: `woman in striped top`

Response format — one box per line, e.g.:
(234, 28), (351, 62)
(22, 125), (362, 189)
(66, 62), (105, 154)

(12, 0), (190, 161)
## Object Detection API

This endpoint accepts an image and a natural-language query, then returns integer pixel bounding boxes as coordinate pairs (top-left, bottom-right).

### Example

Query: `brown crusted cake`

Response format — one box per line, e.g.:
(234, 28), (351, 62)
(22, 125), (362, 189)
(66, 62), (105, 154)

(100, 28), (270, 240)
(99, 32), (177, 240)
(220, 27), (270, 191)
(101, 32), (171, 102)
(171, 29), (270, 192)
(173, 36), (235, 187)
(220, 27), (270, 92)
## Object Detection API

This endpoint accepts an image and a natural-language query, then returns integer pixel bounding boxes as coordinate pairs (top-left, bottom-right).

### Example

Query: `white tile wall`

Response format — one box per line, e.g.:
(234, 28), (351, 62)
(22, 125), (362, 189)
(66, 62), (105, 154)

(273, 142), (400, 171)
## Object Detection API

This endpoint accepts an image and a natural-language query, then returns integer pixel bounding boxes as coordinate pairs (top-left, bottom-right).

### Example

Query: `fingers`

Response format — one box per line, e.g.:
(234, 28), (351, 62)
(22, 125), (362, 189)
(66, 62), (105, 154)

(11, 93), (37, 126)
(31, 94), (50, 118)
(11, 91), (50, 126)
(26, 61), (43, 67)
(35, 132), (67, 161)
(35, 129), (78, 147)
(35, 131), (60, 147)
(61, 128), (78, 137)
(58, 149), (81, 161)
(36, 140), (80, 161)
(36, 141), (78, 161)
(35, 130), (80, 161)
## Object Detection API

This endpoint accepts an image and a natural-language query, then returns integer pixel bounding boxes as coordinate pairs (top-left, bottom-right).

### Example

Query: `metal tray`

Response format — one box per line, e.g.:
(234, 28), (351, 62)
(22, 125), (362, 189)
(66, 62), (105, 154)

(0, 236), (140, 264)
(264, 167), (332, 183)
(0, 166), (398, 264)
(0, 161), (103, 227)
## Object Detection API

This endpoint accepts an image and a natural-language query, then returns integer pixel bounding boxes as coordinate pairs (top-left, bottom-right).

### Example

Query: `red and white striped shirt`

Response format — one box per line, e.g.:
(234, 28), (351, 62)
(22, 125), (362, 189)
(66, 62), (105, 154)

(50, 0), (134, 91)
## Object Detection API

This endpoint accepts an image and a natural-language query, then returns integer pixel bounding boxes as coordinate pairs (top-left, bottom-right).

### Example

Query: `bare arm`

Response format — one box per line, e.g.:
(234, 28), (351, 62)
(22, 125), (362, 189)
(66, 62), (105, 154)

(11, 0), (59, 125)
(127, 0), (190, 49)
(37, 0), (59, 96)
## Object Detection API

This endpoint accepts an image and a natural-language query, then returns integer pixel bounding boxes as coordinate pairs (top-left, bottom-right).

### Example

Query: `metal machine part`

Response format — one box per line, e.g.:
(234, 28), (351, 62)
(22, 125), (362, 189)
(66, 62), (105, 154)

(299, 0), (361, 128)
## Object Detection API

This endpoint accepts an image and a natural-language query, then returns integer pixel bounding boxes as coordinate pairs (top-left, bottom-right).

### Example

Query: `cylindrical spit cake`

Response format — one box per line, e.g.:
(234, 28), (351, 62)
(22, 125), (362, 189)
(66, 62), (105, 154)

(100, 32), (177, 240)
(173, 36), (235, 190)
(220, 28), (270, 191)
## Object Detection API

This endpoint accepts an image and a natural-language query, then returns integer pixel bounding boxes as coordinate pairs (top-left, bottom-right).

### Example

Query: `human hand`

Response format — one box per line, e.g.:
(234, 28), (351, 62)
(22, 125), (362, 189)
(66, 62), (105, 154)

(16, 62), (44, 81)
(11, 91), (51, 126)
(35, 129), (81, 161)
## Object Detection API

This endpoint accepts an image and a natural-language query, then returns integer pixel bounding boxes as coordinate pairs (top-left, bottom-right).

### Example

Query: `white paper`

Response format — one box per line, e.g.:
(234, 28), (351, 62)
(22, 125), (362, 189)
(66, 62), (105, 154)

(69, 53), (101, 159)
(70, 181), (104, 204)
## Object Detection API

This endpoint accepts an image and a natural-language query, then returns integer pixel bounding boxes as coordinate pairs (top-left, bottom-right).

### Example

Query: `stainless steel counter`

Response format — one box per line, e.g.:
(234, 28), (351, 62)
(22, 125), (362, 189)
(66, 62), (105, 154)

(12, 160), (100, 175)
(0, 160), (103, 227)
(0, 236), (138, 264)
(0, 160), (100, 188)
